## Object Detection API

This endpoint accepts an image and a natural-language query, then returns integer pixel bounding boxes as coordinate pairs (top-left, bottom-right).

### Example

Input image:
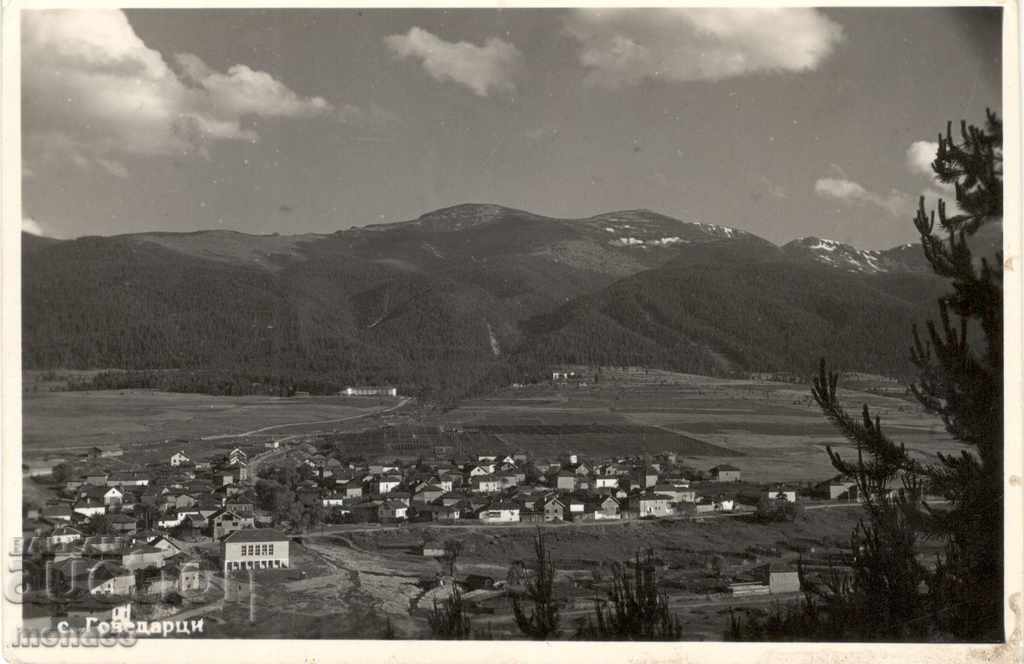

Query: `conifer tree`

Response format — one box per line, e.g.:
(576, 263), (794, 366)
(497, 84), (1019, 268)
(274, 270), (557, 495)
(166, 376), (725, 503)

(729, 110), (1003, 641)
(512, 531), (561, 639)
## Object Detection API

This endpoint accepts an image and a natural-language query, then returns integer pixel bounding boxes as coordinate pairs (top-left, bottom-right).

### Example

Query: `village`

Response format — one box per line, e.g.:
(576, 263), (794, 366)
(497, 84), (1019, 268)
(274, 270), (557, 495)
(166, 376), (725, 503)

(18, 403), (871, 639)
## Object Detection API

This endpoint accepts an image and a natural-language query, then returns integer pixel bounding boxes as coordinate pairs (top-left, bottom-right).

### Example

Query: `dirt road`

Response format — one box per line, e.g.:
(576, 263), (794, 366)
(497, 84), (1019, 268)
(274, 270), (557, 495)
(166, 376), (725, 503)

(200, 397), (411, 441)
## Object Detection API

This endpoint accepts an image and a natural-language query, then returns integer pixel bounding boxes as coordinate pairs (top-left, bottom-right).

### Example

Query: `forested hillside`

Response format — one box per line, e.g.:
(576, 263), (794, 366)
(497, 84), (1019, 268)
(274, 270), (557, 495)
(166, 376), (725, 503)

(23, 204), (954, 401)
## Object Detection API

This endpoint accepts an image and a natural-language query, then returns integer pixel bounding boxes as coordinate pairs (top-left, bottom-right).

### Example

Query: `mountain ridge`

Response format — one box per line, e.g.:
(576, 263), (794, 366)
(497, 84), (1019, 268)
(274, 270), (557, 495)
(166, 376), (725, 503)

(23, 202), (981, 402)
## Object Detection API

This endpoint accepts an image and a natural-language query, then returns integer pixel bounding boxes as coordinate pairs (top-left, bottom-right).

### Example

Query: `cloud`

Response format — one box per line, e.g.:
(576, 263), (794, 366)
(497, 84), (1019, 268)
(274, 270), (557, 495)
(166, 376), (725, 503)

(23, 217), (46, 236)
(384, 27), (523, 96)
(815, 177), (914, 217)
(906, 141), (939, 177)
(22, 10), (342, 171)
(564, 8), (843, 88)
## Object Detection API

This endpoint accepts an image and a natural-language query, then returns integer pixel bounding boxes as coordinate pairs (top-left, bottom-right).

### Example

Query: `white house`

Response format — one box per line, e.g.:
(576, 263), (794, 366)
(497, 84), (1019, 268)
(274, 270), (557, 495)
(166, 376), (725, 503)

(342, 386), (397, 397)
(765, 489), (797, 503)
(170, 451), (190, 467)
(376, 476), (402, 495)
(471, 476), (502, 494)
(103, 487), (124, 506)
(223, 529), (290, 573)
(468, 465), (493, 477)
(637, 495), (673, 518)
(73, 500), (106, 519)
(595, 476), (619, 489)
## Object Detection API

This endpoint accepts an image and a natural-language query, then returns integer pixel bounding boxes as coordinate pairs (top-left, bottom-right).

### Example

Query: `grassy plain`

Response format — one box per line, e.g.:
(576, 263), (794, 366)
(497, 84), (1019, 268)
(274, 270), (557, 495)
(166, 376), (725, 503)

(22, 389), (404, 455)
(440, 367), (961, 483)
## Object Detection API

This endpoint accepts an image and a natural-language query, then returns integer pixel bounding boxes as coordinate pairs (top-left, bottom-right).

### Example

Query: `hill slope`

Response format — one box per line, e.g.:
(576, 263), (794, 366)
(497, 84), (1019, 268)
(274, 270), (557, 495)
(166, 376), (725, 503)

(22, 204), (962, 399)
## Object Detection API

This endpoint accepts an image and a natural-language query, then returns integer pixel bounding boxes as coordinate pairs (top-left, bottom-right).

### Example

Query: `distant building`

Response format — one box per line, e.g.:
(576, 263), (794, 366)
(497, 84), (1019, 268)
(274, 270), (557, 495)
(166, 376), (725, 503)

(478, 503), (520, 523)
(709, 464), (742, 482)
(170, 451), (190, 467)
(765, 488), (797, 503)
(223, 529), (290, 573)
(766, 563), (801, 594)
(829, 480), (859, 501)
(341, 386), (397, 397)
(637, 494), (673, 518)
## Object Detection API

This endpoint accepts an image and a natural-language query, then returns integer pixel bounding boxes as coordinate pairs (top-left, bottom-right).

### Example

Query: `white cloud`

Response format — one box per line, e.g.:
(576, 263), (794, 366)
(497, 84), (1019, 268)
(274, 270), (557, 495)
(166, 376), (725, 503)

(564, 8), (843, 88)
(23, 217), (46, 236)
(22, 10), (340, 171)
(906, 141), (939, 177)
(384, 27), (523, 96)
(815, 177), (914, 217)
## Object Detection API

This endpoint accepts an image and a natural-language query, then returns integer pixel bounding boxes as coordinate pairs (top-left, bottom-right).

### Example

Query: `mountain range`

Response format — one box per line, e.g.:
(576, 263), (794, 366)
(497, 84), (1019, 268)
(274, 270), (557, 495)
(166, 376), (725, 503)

(24, 203), (982, 401)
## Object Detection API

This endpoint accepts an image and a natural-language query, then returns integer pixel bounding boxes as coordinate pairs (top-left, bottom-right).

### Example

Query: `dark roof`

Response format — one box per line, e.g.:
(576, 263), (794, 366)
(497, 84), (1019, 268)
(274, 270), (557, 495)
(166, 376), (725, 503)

(711, 464), (741, 472)
(224, 528), (288, 543)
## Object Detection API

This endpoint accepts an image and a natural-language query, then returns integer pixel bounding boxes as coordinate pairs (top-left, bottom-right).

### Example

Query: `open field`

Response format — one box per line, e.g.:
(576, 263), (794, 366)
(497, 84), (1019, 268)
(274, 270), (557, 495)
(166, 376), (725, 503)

(22, 389), (407, 455)
(437, 368), (961, 483)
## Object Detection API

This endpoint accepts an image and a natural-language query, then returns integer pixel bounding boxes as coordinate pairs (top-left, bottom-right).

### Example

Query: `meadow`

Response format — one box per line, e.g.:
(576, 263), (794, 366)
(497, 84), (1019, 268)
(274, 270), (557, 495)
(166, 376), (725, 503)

(21, 388), (403, 455)
(439, 367), (960, 483)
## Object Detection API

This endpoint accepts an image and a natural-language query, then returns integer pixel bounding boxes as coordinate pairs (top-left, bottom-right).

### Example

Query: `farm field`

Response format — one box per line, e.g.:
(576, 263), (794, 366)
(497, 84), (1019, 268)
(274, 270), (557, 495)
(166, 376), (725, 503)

(439, 368), (961, 483)
(21, 389), (406, 455)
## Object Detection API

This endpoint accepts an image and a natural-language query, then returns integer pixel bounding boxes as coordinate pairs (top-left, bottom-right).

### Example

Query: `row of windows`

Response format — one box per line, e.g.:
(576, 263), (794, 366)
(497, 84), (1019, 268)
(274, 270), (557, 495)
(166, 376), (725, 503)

(240, 544), (275, 556)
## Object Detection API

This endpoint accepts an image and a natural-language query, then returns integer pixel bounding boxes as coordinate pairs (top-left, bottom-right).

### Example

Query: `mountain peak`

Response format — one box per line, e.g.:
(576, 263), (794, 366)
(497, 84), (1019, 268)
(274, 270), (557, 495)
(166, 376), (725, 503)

(410, 203), (539, 231)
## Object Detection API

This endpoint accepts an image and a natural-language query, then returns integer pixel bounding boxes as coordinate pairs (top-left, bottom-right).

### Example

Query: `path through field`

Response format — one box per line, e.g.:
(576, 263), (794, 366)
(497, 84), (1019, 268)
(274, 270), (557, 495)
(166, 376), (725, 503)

(200, 398), (411, 440)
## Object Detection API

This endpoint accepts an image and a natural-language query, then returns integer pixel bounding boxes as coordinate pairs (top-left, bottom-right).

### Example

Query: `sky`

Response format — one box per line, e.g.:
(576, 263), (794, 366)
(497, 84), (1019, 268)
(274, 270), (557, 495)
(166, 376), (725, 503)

(21, 7), (1002, 249)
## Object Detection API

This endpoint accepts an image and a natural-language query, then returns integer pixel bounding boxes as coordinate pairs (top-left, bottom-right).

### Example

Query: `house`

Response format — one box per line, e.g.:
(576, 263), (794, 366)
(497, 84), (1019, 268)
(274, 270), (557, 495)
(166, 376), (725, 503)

(766, 563), (801, 594)
(556, 471), (576, 491)
(84, 473), (108, 487)
(592, 495), (620, 520)
(375, 475), (402, 495)
(477, 502), (520, 523)
(103, 487), (124, 506)
(765, 488), (798, 503)
(413, 484), (446, 503)
(211, 509), (253, 540)
(341, 386), (398, 397)
(177, 560), (213, 593)
(595, 476), (619, 489)
(468, 465), (492, 478)
(541, 496), (565, 522)
(321, 493), (346, 507)
(343, 480), (365, 499)
(46, 525), (83, 546)
(637, 494), (673, 518)
(23, 458), (61, 478)
(227, 447), (248, 464)
(107, 471), (149, 487)
(829, 480), (859, 501)
(73, 498), (106, 518)
(471, 475), (502, 494)
(54, 559), (136, 596)
(565, 497), (586, 517)
(107, 513), (137, 535)
(638, 466), (660, 489)
(41, 503), (73, 522)
(378, 501), (409, 522)
(149, 535), (185, 561)
(170, 451), (190, 467)
(710, 464), (742, 482)
(121, 544), (165, 571)
(652, 483), (696, 504)
(223, 528), (290, 573)
(412, 504), (461, 522)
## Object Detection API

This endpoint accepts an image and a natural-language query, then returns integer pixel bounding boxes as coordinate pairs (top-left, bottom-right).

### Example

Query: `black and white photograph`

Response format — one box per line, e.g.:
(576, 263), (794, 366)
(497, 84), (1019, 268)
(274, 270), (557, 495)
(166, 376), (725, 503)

(3, 2), (1019, 658)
